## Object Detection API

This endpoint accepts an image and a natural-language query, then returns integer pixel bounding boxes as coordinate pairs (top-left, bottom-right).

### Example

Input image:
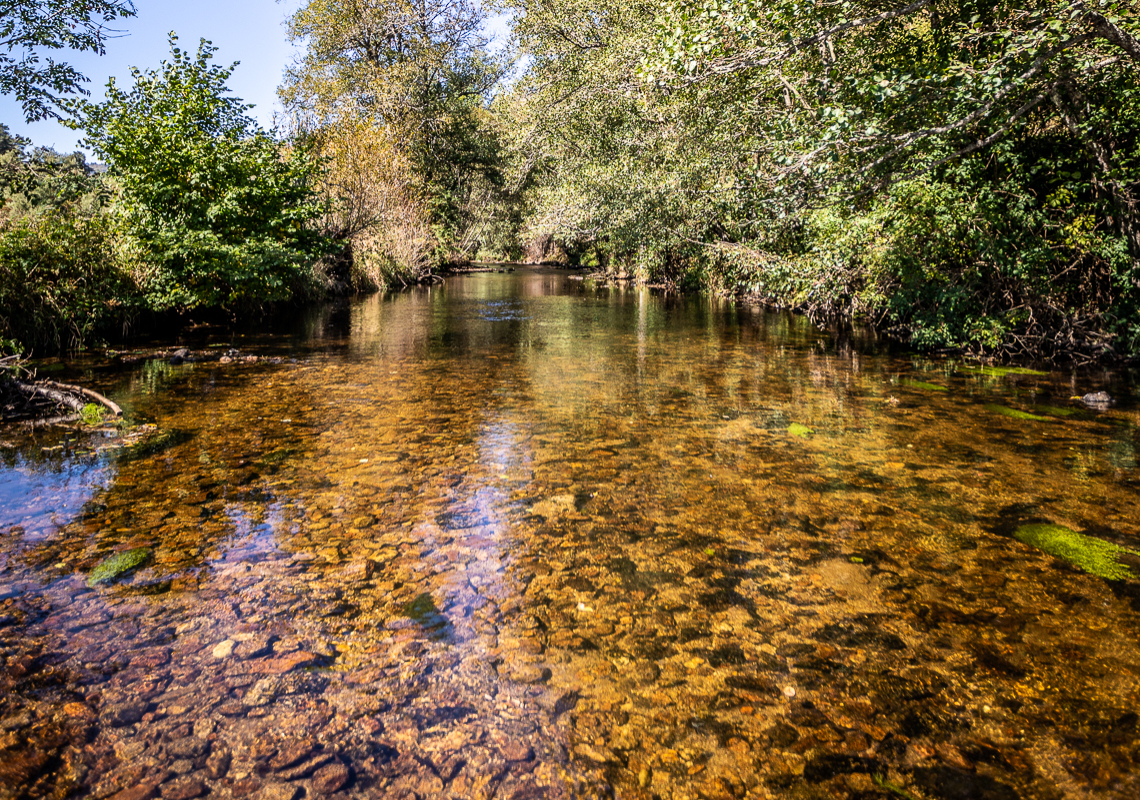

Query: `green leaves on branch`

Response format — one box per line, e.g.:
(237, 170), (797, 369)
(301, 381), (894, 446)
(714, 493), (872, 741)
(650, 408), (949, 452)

(0, 0), (137, 122)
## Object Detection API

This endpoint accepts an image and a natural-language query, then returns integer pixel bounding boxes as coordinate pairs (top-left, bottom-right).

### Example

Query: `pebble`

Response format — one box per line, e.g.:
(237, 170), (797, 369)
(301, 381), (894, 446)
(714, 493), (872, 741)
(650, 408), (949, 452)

(256, 784), (301, 800)
(508, 664), (551, 684)
(103, 700), (149, 727)
(311, 762), (350, 794)
(230, 778), (262, 798)
(110, 786), (159, 800)
(167, 738), (208, 760)
(278, 753), (333, 780)
(234, 635), (274, 659)
(158, 777), (206, 800)
(205, 747), (232, 779)
(212, 640), (235, 659)
(500, 742), (534, 762)
(270, 740), (317, 771)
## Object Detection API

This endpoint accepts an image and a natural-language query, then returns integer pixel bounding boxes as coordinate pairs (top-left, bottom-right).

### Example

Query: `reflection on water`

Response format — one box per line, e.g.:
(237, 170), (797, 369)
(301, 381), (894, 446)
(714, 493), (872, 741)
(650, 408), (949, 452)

(1, 269), (1139, 800)
(0, 436), (114, 542)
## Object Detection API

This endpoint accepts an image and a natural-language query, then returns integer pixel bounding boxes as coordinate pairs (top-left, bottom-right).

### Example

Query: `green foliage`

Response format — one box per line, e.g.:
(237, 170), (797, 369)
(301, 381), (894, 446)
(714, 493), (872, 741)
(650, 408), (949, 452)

(281, 0), (509, 270)
(0, 209), (129, 353)
(71, 35), (332, 311)
(0, 0), (137, 122)
(80, 402), (106, 425)
(0, 127), (109, 219)
(496, 0), (1140, 360)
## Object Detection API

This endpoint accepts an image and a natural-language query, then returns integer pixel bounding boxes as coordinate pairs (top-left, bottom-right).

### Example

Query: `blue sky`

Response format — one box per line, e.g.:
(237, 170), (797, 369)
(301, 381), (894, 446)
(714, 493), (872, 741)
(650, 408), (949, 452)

(1, 1), (512, 156)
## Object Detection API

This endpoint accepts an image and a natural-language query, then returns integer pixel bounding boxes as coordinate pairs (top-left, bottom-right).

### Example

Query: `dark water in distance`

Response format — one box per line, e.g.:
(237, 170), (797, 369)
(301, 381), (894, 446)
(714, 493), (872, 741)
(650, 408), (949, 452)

(2, 269), (1139, 800)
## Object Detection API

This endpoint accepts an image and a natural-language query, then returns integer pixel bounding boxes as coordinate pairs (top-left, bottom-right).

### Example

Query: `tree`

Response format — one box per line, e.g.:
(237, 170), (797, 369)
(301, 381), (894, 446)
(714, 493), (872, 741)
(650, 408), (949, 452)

(281, 0), (508, 274)
(495, 0), (1140, 358)
(647, 0), (1140, 256)
(495, 0), (748, 280)
(0, 0), (137, 122)
(71, 35), (332, 310)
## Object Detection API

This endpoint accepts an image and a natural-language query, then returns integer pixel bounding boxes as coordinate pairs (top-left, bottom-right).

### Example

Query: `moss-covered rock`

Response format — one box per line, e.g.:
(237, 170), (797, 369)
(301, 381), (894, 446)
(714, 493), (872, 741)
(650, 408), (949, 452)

(1014, 524), (1139, 581)
(788, 423), (813, 438)
(88, 547), (152, 587)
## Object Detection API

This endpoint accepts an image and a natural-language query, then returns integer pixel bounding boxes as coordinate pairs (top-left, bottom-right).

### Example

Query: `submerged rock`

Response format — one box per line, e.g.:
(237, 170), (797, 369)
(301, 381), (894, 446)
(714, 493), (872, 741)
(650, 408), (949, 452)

(88, 548), (152, 587)
(1076, 391), (1115, 409)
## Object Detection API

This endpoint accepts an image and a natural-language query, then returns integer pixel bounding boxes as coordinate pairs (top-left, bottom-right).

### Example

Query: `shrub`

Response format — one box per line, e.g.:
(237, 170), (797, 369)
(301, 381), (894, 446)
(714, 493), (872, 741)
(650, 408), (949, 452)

(0, 211), (132, 353)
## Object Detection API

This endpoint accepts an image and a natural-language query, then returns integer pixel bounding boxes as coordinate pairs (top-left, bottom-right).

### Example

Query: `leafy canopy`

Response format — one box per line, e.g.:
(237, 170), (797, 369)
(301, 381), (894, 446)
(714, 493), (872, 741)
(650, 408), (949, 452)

(281, 0), (510, 271)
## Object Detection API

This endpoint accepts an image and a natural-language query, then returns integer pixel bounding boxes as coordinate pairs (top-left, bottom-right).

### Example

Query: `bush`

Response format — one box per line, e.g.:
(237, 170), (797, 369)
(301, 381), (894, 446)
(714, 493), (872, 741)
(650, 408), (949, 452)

(72, 35), (332, 312)
(0, 212), (133, 353)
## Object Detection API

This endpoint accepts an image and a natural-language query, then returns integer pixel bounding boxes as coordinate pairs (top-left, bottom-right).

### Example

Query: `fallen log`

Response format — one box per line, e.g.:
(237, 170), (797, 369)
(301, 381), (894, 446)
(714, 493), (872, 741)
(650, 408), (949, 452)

(37, 380), (123, 417)
(2, 377), (123, 423)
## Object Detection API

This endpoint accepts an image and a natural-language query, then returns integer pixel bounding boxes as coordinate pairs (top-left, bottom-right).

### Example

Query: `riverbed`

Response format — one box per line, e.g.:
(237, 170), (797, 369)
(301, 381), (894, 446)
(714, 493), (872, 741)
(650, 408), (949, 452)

(2, 269), (1139, 800)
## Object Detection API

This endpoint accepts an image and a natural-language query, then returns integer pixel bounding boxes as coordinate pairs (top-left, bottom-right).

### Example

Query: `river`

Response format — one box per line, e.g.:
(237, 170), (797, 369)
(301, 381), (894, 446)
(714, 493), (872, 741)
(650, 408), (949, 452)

(1, 268), (1139, 800)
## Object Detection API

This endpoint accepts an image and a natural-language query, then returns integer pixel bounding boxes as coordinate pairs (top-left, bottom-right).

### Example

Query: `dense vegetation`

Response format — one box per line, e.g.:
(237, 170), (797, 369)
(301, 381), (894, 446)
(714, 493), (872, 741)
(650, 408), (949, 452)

(1, 32), (332, 354)
(2, 0), (1139, 361)
(497, 0), (1140, 361)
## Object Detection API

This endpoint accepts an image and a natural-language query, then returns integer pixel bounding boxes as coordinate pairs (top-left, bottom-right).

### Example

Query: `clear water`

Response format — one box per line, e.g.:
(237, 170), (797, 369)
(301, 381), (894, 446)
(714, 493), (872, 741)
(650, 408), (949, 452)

(2, 270), (1139, 800)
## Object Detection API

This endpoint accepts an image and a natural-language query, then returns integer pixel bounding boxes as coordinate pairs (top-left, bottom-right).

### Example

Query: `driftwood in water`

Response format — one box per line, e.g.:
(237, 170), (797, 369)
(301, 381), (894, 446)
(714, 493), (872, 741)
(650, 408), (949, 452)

(36, 380), (123, 416)
(1, 375), (123, 423)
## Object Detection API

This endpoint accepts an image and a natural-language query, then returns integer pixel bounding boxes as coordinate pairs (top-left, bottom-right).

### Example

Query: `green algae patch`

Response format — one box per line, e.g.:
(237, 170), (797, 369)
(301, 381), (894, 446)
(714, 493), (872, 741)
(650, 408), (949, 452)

(88, 547), (152, 587)
(787, 423), (813, 438)
(1033, 405), (1087, 419)
(959, 365), (1048, 377)
(80, 403), (107, 425)
(1015, 524), (1139, 581)
(402, 593), (453, 641)
(900, 379), (948, 392)
(985, 404), (1050, 422)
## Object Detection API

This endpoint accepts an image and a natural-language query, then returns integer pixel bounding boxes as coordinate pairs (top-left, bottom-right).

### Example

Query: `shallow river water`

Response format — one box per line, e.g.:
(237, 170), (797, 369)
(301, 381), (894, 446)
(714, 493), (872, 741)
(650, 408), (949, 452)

(2, 269), (1140, 800)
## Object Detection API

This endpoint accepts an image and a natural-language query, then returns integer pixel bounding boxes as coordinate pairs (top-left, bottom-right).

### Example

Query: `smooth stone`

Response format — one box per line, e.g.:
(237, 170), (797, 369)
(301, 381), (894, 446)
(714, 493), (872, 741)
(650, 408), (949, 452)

(212, 640), (235, 659)
(270, 740), (317, 771)
(159, 777), (207, 800)
(256, 784), (301, 800)
(508, 664), (551, 684)
(311, 762), (350, 794)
